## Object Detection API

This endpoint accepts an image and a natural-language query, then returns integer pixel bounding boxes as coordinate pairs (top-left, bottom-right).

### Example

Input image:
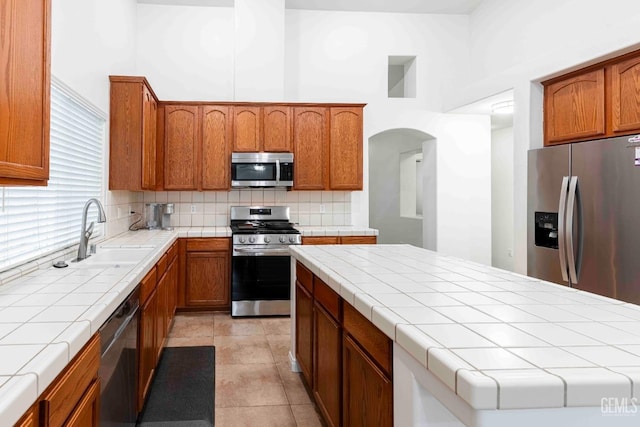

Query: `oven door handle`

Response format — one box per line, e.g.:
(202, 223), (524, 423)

(233, 247), (291, 256)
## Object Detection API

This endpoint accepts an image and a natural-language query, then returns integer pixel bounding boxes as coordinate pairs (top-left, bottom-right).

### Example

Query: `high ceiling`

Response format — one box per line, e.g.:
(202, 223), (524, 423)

(137, 0), (483, 14)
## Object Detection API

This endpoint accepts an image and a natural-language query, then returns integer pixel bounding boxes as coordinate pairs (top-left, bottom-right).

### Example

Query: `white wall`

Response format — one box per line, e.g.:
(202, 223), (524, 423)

(448, 0), (640, 273)
(51, 0), (140, 238)
(51, 0), (137, 112)
(434, 114), (492, 264)
(491, 126), (514, 270)
(285, 10), (469, 107)
(234, 0), (285, 100)
(134, 7), (493, 263)
(369, 131), (425, 247)
(136, 4), (235, 101)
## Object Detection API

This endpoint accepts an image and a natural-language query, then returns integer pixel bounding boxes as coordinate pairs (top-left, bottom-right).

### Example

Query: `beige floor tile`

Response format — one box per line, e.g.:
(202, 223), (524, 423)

(165, 336), (215, 347)
(267, 334), (293, 364)
(216, 363), (289, 407)
(169, 313), (215, 338)
(214, 335), (274, 364)
(290, 404), (324, 427)
(261, 317), (292, 335)
(215, 405), (296, 427)
(173, 312), (215, 325)
(276, 362), (313, 405)
(169, 321), (214, 338)
(214, 316), (266, 336)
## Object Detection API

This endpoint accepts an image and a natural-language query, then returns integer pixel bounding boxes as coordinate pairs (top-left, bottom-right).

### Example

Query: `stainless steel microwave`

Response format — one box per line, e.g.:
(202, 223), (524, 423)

(231, 152), (294, 188)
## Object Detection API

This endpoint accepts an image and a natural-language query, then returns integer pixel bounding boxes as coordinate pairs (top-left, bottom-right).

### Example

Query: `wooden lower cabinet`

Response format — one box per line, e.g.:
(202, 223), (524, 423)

(63, 379), (100, 427)
(314, 304), (341, 427)
(15, 404), (38, 427)
(180, 238), (231, 309)
(138, 242), (178, 413)
(138, 288), (157, 412)
(342, 335), (393, 427)
(295, 281), (313, 386)
(302, 235), (377, 245)
(295, 261), (392, 427)
(40, 334), (100, 427)
(155, 268), (169, 360)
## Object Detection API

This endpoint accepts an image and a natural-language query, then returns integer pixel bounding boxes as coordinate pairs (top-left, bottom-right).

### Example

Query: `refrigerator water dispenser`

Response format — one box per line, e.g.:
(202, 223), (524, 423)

(534, 212), (558, 249)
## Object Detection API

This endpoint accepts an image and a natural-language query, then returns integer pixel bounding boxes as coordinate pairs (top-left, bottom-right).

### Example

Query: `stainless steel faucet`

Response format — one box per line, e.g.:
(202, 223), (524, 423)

(77, 198), (107, 261)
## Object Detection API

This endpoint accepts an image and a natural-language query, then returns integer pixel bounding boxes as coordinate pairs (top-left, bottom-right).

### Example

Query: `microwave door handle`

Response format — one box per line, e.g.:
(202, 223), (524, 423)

(558, 176), (569, 283)
(275, 159), (281, 184)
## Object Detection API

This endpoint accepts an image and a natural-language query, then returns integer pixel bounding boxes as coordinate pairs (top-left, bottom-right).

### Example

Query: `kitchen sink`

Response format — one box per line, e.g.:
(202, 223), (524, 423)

(69, 247), (152, 268)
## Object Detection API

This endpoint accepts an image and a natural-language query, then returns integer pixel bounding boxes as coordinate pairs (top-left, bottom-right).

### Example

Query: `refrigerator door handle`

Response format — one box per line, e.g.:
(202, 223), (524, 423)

(566, 176), (580, 284)
(558, 176), (570, 282)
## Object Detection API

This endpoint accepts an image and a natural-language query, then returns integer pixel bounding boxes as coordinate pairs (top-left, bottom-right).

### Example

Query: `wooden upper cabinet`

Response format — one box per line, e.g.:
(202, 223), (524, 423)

(293, 107), (328, 190)
(109, 77), (158, 191)
(609, 54), (640, 134)
(233, 106), (262, 152)
(0, 0), (51, 186)
(544, 69), (605, 145)
(164, 105), (200, 190)
(232, 105), (291, 152)
(202, 105), (232, 190)
(263, 106), (292, 152)
(330, 107), (363, 190)
(142, 85), (157, 190)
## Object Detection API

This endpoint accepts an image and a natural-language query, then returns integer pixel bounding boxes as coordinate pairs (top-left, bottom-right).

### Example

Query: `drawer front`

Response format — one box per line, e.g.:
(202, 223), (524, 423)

(296, 261), (313, 293)
(156, 252), (168, 279)
(302, 236), (339, 245)
(314, 277), (340, 321)
(139, 266), (157, 304)
(185, 238), (229, 252)
(168, 241), (178, 261)
(41, 334), (100, 427)
(343, 303), (392, 376)
(340, 236), (377, 245)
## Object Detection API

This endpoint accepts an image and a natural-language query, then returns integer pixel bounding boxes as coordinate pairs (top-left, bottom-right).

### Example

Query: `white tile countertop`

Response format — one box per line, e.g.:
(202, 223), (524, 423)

(289, 244), (640, 426)
(295, 226), (378, 236)
(0, 227), (230, 426)
(0, 225), (377, 426)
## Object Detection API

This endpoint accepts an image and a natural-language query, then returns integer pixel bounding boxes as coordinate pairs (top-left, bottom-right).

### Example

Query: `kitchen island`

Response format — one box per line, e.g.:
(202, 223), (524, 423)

(289, 244), (640, 426)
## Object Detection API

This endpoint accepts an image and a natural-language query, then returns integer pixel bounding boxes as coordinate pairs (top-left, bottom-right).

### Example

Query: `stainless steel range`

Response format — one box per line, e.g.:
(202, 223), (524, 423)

(230, 206), (301, 317)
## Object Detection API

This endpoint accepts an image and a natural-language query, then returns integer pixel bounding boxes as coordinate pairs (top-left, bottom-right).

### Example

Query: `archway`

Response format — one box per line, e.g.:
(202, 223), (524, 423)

(368, 128), (436, 249)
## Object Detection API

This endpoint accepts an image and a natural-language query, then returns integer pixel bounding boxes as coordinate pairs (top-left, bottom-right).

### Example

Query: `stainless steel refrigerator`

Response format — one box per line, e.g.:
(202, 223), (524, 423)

(528, 135), (640, 304)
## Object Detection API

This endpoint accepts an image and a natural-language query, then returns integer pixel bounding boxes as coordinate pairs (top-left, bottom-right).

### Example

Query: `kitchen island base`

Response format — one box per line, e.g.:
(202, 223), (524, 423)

(395, 343), (639, 426)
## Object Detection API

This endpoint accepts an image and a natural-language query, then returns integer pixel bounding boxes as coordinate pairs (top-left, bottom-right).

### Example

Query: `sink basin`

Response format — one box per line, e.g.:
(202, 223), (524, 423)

(70, 247), (152, 268)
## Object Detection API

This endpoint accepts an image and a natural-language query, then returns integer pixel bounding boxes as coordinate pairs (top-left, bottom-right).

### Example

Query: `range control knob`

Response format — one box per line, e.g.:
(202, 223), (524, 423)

(279, 236), (286, 243)
(264, 236), (271, 243)
(289, 236), (297, 243)
(238, 236), (246, 244)
(249, 236), (256, 243)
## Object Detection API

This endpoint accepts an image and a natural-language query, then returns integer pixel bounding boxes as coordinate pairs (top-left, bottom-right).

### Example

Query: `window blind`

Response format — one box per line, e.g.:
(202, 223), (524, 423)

(0, 80), (105, 272)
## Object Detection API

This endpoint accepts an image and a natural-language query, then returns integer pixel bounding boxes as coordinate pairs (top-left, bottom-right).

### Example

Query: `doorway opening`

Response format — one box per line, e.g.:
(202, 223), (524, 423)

(369, 128), (436, 249)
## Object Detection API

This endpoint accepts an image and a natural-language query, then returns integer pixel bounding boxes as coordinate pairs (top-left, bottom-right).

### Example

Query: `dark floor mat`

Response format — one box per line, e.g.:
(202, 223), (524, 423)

(137, 346), (215, 426)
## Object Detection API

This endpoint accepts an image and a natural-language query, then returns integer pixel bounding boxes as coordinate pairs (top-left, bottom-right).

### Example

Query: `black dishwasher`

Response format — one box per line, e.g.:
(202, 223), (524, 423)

(98, 286), (140, 426)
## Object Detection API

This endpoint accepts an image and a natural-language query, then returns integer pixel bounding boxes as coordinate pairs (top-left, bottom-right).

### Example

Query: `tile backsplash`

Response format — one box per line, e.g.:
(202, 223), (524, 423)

(141, 190), (352, 227)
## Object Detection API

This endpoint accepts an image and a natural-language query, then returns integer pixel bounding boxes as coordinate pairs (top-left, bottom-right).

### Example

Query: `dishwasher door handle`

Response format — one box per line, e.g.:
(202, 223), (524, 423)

(101, 305), (139, 357)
